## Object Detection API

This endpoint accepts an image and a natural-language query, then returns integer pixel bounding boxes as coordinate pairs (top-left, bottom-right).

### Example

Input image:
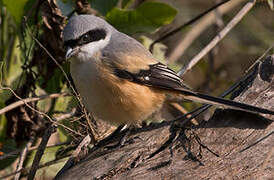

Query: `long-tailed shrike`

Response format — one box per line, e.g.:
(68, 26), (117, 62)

(63, 15), (274, 126)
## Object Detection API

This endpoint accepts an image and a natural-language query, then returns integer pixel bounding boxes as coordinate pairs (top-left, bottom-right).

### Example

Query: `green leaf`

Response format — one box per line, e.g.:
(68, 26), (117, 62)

(106, 1), (177, 34)
(90, 0), (119, 15)
(4, 37), (23, 86)
(2, 0), (32, 25)
(267, 0), (273, 10)
(0, 36), (25, 102)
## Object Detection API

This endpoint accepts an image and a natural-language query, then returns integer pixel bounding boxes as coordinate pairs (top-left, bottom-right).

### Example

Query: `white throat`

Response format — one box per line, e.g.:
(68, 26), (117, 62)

(73, 35), (110, 63)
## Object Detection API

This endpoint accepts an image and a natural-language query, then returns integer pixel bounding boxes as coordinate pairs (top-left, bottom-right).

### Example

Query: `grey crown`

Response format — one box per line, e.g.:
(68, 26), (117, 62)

(63, 15), (155, 61)
(63, 15), (113, 41)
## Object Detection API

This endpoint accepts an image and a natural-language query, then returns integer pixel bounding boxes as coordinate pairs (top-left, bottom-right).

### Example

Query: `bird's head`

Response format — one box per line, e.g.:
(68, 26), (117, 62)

(63, 15), (112, 62)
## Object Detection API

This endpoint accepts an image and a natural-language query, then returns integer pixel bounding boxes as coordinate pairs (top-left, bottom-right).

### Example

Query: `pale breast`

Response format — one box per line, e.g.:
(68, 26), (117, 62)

(70, 60), (166, 126)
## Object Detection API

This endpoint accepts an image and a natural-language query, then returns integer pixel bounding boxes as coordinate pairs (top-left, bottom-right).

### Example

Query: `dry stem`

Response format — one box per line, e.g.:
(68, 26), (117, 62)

(178, 0), (256, 76)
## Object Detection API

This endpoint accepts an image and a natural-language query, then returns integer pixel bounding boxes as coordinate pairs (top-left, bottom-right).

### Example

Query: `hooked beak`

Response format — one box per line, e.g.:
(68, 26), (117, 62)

(65, 46), (78, 60)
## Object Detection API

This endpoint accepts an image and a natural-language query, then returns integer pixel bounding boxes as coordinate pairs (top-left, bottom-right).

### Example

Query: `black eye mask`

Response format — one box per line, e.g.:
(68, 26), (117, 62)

(64, 28), (107, 49)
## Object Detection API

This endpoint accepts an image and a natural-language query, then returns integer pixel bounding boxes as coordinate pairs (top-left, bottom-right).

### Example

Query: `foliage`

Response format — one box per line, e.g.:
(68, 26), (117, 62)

(0, 0), (274, 179)
(106, 1), (177, 34)
(0, 0), (177, 178)
(2, 0), (29, 25)
(89, 0), (119, 15)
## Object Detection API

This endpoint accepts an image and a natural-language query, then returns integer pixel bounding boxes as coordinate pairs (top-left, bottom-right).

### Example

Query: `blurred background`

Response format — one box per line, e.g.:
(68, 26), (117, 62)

(0, 0), (273, 179)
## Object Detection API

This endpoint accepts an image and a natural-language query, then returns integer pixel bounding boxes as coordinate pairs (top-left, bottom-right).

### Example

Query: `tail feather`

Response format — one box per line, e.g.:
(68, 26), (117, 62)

(176, 88), (274, 115)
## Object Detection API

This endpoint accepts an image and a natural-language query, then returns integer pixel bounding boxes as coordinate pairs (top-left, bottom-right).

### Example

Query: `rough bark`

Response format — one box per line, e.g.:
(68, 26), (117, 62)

(56, 55), (274, 180)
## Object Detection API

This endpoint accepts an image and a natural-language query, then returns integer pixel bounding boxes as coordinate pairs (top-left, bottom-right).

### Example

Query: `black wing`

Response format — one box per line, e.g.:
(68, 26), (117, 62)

(114, 63), (190, 90)
(113, 62), (274, 115)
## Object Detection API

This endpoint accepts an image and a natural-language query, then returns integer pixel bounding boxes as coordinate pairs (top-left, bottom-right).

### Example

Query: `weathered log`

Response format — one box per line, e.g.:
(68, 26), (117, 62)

(56, 55), (273, 179)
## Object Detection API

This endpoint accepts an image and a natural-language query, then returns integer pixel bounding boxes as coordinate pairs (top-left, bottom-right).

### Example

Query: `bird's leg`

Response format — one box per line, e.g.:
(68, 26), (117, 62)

(106, 125), (136, 149)
(95, 125), (125, 148)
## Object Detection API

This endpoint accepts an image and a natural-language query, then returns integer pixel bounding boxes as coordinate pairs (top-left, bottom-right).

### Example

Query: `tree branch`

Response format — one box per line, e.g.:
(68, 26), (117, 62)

(0, 92), (69, 115)
(168, 0), (246, 64)
(178, 0), (256, 76)
(27, 124), (57, 180)
(150, 0), (231, 51)
(13, 137), (35, 180)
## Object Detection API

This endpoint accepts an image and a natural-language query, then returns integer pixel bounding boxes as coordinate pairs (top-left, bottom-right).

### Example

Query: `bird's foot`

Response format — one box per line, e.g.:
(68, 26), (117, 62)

(105, 125), (137, 150)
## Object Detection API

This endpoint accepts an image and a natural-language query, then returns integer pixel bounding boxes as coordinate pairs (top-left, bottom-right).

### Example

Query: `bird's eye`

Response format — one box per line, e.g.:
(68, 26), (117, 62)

(77, 29), (106, 45)
(82, 34), (90, 42)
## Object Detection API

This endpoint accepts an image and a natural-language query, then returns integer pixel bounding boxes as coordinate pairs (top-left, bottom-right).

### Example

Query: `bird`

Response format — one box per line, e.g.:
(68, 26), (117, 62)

(63, 15), (274, 127)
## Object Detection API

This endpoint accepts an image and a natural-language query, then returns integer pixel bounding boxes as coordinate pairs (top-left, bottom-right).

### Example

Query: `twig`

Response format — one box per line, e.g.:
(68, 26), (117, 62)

(245, 45), (273, 73)
(240, 131), (274, 153)
(173, 68), (257, 126)
(0, 92), (69, 115)
(0, 86), (83, 136)
(0, 155), (69, 180)
(54, 135), (91, 179)
(168, 0), (245, 63)
(25, 24), (85, 117)
(149, 0), (231, 51)
(0, 150), (19, 161)
(0, 142), (70, 161)
(27, 124), (57, 180)
(26, 22), (96, 141)
(55, 108), (77, 121)
(0, 86), (57, 123)
(169, 102), (199, 125)
(13, 137), (35, 180)
(178, 0), (257, 76)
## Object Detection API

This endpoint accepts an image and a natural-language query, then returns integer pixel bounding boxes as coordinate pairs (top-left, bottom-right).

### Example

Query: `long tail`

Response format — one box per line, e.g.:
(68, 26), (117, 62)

(176, 88), (274, 115)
